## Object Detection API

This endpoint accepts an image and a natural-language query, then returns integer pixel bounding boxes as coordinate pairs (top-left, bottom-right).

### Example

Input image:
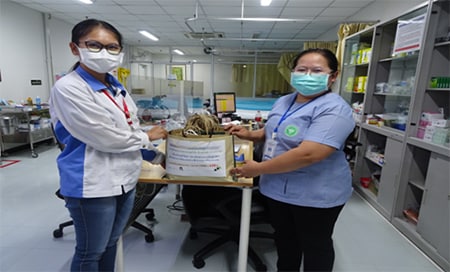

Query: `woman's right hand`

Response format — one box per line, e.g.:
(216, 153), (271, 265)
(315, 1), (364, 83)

(224, 124), (250, 139)
(146, 126), (168, 141)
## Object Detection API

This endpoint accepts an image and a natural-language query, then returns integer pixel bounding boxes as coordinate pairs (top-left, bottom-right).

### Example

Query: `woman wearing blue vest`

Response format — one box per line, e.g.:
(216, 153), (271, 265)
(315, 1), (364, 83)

(49, 19), (167, 271)
(226, 48), (355, 271)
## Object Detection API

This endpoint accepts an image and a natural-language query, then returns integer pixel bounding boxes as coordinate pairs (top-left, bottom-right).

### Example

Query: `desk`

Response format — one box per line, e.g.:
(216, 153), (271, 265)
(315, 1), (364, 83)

(117, 139), (254, 272)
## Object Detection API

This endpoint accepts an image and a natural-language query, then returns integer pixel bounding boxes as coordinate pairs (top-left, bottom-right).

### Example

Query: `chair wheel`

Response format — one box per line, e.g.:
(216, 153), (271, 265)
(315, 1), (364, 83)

(53, 229), (63, 238)
(145, 212), (155, 220)
(193, 257), (205, 269)
(145, 233), (154, 243)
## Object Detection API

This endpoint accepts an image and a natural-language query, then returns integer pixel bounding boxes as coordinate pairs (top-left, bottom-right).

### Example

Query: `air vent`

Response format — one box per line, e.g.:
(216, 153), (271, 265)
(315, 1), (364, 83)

(184, 32), (224, 39)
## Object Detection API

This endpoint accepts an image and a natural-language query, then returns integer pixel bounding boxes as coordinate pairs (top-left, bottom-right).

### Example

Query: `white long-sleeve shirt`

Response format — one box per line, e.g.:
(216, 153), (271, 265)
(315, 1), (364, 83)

(50, 66), (162, 198)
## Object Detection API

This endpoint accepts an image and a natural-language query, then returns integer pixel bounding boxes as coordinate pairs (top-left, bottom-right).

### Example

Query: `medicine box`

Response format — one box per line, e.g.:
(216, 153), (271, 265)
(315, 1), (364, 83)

(431, 119), (450, 128)
(419, 112), (444, 127)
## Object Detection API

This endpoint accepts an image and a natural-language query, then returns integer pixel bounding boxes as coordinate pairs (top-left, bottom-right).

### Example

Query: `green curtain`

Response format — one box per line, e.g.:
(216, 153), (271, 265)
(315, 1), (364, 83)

(277, 52), (298, 84)
(303, 41), (338, 53)
(232, 63), (291, 97)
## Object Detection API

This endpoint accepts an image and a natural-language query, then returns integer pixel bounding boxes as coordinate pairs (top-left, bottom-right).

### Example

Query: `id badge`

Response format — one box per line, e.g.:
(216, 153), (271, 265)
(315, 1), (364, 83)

(262, 139), (277, 161)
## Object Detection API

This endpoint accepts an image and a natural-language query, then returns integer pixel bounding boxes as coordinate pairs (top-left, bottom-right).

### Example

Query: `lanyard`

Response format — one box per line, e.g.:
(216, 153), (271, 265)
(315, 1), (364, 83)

(272, 92), (328, 139)
(102, 90), (133, 126)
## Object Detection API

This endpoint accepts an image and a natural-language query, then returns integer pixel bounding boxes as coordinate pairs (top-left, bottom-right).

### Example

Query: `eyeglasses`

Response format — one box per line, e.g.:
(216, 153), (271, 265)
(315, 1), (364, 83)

(81, 40), (122, 55)
(293, 67), (332, 76)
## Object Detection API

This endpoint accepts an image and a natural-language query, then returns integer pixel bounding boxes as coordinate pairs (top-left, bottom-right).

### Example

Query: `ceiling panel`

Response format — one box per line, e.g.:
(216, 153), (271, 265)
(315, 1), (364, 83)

(279, 7), (325, 18)
(330, 0), (374, 8)
(9, 0), (422, 56)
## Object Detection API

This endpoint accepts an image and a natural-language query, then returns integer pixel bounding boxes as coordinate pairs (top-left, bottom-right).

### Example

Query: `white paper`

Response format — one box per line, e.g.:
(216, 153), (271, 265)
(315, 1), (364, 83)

(166, 137), (227, 177)
(393, 13), (426, 55)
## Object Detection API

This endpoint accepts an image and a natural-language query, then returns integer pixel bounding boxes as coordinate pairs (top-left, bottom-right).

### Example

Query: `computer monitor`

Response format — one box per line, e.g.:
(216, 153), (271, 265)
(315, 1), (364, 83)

(213, 92), (236, 115)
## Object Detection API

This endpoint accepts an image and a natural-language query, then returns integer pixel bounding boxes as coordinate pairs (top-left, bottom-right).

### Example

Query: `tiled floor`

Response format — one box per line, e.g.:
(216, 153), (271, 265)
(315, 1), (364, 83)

(0, 144), (444, 271)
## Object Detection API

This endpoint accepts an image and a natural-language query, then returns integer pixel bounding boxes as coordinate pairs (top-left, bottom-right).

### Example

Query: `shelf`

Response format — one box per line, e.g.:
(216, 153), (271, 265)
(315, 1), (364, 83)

(378, 54), (419, 63)
(426, 88), (450, 92)
(342, 91), (365, 95)
(392, 217), (418, 235)
(373, 92), (412, 97)
(408, 179), (425, 191)
(0, 106), (41, 113)
(343, 63), (370, 68)
(360, 123), (405, 140)
(353, 182), (378, 201)
(435, 41), (450, 47)
(407, 136), (450, 157)
(0, 107), (53, 158)
(364, 155), (384, 167)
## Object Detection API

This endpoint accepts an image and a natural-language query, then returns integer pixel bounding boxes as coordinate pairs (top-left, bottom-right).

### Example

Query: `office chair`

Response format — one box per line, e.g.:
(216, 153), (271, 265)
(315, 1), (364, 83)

(52, 189), (74, 238)
(343, 128), (362, 163)
(182, 185), (273, 271)
(181, 141), (273, 271)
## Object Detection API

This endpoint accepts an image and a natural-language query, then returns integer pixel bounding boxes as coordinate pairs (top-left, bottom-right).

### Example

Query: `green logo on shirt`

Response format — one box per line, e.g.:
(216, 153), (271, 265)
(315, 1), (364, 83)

(285, 125), (298, 137)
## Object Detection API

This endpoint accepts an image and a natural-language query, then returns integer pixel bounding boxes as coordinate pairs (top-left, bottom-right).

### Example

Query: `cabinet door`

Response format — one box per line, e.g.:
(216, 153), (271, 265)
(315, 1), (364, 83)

(339, 28), (374, 108)
(377, 138), (403, 215)
(417, 153), (450, 261)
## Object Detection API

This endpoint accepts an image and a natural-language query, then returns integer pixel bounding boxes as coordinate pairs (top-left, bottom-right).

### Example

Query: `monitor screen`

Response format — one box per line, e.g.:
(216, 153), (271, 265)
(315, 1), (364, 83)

(214, 92), (236, 114)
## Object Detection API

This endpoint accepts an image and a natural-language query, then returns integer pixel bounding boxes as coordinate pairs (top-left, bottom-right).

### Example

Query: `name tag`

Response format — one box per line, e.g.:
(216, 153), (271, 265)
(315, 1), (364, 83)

(262, 139), (277, 160)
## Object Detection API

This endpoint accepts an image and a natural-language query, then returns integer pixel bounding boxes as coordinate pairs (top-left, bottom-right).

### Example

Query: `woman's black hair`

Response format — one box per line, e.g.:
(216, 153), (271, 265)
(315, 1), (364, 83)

(71, 18), (123, 47)
(291, 48), (339, 73)
(69, 19), (123, 72)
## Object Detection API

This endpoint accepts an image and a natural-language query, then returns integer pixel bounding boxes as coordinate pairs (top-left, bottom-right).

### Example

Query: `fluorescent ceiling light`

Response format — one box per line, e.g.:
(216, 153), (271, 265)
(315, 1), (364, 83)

(260, 0), (272, 6)
(78, 0), (93, 4)
(215, 17), (310, 22)
(139, 30), (159, 41)
(173, 49), (184, 55)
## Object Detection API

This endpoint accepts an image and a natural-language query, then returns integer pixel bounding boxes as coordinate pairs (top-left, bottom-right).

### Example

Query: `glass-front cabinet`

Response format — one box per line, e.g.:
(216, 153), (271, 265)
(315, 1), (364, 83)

(340, 27), (374, 124)
(347, 1), (449, 270)
(392, 1), (450, 270)
(363, 5), (428, 134)
(353, 4), (429, 216)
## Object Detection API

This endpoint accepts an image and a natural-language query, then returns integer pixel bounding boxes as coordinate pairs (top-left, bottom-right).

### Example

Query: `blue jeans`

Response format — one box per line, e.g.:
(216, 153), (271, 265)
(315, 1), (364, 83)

(65, 188), (136, 272)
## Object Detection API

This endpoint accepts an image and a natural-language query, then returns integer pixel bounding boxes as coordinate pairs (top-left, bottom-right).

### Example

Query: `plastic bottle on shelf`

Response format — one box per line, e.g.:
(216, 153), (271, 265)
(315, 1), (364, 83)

(35, 96), (41, 109)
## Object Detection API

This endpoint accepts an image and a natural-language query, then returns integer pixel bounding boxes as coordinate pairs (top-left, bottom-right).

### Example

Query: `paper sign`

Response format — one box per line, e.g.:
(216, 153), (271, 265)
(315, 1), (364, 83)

(166, 137), (227, 177)
(393, 13), (427, 55)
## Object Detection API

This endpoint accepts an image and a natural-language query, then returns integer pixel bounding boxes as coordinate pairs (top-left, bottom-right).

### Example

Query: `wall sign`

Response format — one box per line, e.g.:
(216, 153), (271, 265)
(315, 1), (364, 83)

(31, 79), (42, 86)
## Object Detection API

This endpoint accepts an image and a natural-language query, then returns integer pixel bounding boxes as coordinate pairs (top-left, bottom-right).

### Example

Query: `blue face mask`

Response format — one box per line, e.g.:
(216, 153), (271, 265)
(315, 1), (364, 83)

(290, 72), (329, 96)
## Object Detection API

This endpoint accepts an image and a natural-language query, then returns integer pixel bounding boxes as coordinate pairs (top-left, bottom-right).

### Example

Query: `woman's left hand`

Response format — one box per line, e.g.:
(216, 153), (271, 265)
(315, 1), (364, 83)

(230, 160), (261, 178)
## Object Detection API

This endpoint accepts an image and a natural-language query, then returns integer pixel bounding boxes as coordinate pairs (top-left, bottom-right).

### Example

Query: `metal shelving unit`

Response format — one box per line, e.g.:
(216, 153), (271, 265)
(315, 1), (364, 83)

(0, 107), (54, 158)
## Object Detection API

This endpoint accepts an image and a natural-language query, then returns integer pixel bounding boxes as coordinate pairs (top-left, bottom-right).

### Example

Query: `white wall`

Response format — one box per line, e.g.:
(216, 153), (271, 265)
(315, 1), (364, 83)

(46, 16), (78, 78)
(0, 0), (75, 104)
(0, 0), (49, 103)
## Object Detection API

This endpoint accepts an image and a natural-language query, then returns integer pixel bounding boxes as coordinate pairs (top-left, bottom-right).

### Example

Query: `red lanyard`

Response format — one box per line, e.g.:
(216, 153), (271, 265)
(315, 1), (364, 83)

(102, 90), (133, 126)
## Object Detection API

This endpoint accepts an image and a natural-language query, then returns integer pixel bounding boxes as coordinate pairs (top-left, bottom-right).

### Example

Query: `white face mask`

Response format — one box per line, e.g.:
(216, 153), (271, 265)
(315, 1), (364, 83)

(78, 47), (124, 73)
